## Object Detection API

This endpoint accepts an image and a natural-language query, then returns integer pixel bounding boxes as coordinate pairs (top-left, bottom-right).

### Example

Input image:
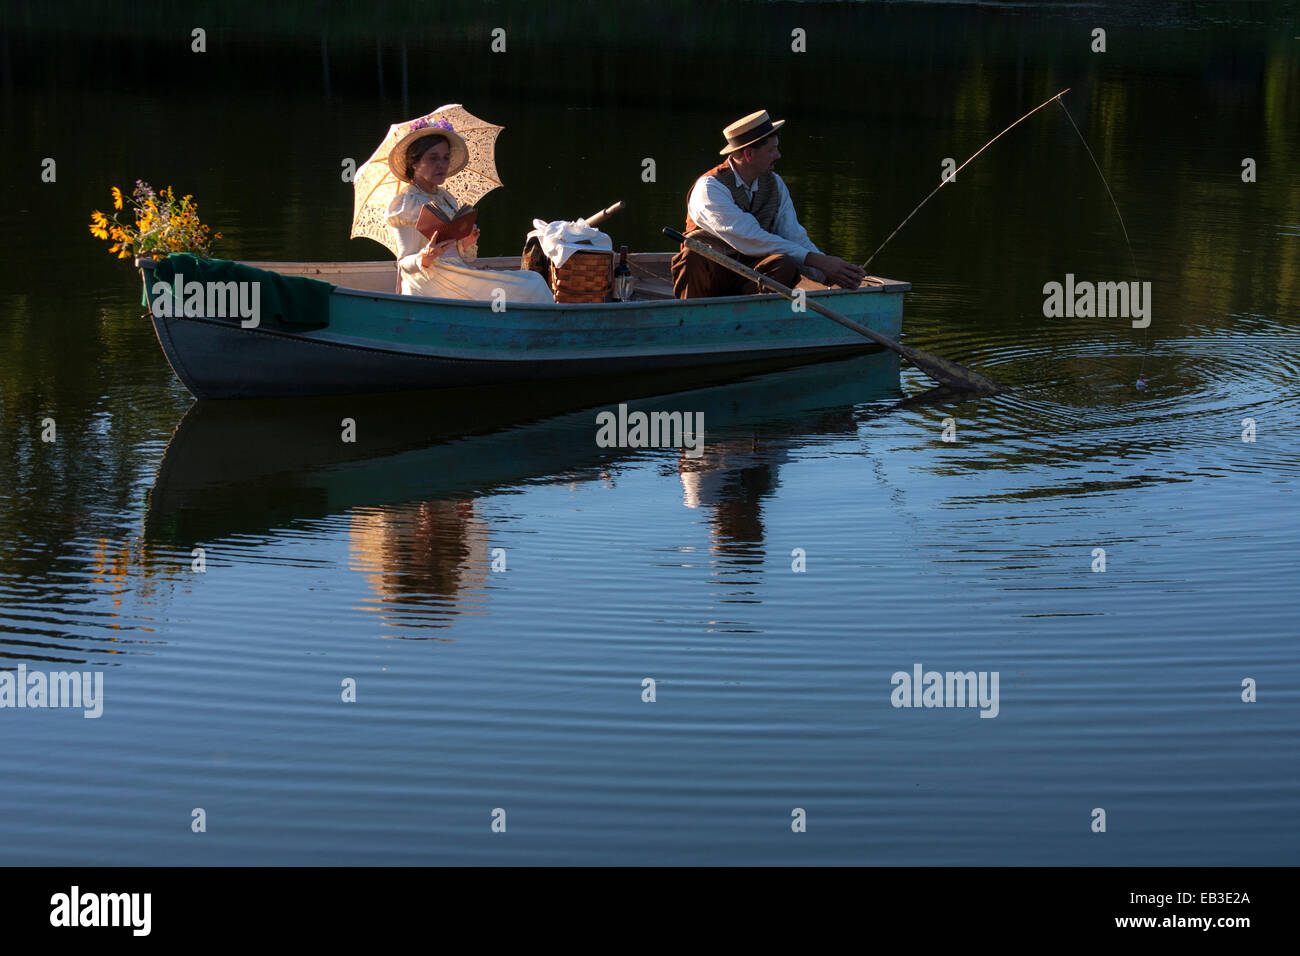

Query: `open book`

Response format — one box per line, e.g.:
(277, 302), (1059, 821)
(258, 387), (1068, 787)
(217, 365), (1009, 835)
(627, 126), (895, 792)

(417, 203), (477, 243)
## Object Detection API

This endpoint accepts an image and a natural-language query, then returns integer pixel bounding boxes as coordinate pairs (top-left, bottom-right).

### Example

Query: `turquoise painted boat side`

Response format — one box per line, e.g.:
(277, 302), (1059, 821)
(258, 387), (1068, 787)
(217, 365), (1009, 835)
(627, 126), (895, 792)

(320, 286), (903, 359)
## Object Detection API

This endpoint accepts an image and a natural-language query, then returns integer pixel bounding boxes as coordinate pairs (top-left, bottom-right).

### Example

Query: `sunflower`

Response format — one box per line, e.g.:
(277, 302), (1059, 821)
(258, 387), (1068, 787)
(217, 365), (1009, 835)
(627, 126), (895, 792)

(92, 181), (221, 260)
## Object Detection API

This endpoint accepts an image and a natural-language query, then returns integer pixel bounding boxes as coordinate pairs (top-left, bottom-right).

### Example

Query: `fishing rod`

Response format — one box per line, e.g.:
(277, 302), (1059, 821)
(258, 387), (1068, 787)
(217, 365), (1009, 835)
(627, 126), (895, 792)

(863, 87), (1072, 271)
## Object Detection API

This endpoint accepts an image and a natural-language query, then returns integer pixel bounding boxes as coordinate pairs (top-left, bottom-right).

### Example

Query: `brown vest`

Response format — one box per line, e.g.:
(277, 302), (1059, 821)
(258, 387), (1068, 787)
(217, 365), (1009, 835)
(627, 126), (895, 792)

(684, 161), (781, 246)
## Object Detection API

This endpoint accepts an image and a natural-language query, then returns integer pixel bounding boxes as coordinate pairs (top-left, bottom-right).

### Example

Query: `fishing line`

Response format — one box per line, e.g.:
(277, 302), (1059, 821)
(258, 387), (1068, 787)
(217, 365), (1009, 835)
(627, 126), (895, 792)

(1054, 98), (1150, 385)
(1055, 99), (1137, 279)
(862, 87), (1149, 388)
(862, 88), (1071, 271)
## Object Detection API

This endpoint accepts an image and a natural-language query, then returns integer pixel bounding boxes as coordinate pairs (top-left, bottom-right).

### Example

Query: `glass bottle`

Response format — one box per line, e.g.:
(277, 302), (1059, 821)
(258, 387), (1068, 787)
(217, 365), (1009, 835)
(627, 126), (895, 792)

(613, 245), (634, 302)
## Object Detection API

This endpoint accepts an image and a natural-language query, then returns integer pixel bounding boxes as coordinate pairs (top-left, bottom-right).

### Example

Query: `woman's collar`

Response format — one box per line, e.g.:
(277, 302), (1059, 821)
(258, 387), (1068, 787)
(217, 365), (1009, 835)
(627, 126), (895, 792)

(411, 183), (453, 204)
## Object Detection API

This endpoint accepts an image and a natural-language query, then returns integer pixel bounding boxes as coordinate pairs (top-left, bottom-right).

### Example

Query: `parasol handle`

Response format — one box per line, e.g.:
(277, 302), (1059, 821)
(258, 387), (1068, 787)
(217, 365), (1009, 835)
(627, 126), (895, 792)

(584, 201), (625, 228)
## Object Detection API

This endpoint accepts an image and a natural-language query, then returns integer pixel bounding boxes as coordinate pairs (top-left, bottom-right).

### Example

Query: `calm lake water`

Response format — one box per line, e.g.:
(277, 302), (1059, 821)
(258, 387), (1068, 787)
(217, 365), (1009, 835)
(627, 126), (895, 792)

(1, 1), (1297, 865)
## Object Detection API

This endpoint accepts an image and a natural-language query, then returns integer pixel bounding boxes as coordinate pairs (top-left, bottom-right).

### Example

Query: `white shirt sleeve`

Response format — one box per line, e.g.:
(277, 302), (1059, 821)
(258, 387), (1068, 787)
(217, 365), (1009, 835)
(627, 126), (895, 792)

(686, 174), (826, 283)
(387, 191), (423, 229)
(387, 192), (427, 275)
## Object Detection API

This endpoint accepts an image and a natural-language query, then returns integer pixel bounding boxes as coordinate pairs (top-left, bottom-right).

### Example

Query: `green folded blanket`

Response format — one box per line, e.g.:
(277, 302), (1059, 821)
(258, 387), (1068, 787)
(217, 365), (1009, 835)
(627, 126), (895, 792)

(146, 254), (334, 331)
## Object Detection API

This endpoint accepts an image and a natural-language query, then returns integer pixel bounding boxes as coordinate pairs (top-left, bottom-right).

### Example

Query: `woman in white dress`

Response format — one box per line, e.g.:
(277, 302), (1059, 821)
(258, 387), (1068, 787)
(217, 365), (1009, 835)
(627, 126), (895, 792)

(385, 124), (553, 304)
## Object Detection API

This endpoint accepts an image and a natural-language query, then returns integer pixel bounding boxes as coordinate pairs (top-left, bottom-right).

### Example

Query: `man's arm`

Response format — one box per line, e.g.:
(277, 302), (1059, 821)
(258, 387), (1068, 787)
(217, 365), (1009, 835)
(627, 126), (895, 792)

(688, 177), (820, 264)
(770, 176), (826, 282)
(770, 175), (868, 288)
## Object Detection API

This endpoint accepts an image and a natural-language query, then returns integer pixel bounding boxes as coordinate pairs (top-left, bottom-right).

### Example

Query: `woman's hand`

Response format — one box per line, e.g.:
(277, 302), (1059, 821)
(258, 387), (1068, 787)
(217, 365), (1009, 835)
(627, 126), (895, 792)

(419, 236), (459, 270)
(456, 226), (482, 266)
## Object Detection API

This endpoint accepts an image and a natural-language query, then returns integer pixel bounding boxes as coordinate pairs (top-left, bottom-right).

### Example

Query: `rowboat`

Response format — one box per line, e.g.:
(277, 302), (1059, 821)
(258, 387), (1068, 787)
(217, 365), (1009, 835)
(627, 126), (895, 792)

(137, 253), (909, 400)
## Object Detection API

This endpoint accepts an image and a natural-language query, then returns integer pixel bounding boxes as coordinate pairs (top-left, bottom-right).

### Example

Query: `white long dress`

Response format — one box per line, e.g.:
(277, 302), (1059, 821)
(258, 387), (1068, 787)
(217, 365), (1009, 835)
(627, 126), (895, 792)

(386, 185), (554, 304)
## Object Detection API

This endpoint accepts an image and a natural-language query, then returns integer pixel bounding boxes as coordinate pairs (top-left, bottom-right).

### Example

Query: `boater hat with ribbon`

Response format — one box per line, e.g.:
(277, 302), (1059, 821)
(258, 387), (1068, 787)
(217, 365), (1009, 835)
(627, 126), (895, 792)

(387, 116), (470, 183)
(719, 110), (786, 155)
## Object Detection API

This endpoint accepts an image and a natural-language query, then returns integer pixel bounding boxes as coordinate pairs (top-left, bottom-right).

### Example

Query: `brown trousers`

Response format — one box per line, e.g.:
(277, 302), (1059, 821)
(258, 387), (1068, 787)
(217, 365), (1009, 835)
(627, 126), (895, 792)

(670, 242), (802, 299)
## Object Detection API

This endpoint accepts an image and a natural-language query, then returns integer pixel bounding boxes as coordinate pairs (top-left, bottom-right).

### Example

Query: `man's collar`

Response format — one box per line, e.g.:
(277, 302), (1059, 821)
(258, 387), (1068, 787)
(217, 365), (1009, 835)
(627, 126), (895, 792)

(726, 156), (759, 191)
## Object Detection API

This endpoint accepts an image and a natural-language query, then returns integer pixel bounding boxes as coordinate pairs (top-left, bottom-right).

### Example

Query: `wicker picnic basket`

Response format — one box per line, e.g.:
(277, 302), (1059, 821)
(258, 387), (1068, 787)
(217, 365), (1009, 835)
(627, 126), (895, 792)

(551, 249), (613, 303)
(521, 237), (613, 303)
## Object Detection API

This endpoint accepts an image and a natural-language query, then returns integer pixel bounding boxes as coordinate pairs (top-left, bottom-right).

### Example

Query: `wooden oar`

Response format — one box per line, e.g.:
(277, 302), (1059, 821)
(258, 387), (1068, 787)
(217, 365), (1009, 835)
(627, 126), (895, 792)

(663, 227), (1012, 395)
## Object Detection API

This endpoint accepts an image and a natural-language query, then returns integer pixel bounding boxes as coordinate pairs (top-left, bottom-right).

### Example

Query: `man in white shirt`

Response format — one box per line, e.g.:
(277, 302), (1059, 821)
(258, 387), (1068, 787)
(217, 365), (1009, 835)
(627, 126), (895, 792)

(671, 110), (866, 298)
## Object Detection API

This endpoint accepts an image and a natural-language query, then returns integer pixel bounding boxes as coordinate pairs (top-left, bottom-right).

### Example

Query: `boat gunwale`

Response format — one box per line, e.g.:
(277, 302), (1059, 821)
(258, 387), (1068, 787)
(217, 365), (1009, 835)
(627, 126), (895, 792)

(136, 257), (911, 311)
(325, 281), (912, 310)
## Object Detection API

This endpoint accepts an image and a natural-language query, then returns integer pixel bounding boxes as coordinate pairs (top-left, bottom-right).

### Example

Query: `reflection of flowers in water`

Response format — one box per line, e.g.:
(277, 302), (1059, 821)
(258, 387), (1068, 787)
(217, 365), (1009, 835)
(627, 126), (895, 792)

(348, 499), (490, 633)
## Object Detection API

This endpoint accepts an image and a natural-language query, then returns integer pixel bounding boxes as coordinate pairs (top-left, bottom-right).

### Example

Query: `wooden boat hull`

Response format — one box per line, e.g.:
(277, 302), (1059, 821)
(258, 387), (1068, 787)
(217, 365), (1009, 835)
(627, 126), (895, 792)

(139, 258), (909, 400)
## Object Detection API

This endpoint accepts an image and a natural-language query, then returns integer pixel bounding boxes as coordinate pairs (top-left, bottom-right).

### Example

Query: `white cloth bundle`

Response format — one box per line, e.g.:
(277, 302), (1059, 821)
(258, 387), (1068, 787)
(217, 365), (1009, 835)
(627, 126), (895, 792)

(527, 218), (613, 268)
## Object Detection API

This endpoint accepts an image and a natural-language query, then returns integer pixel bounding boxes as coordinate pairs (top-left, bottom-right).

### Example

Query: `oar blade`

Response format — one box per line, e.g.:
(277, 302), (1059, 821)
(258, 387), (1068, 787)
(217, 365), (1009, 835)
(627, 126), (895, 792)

(899, 344), (1012, 395)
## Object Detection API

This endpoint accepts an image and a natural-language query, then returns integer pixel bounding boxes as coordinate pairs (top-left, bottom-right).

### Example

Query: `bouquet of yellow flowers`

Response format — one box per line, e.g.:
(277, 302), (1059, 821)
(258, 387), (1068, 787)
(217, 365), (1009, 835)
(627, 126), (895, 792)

(89, 180), (222, 260)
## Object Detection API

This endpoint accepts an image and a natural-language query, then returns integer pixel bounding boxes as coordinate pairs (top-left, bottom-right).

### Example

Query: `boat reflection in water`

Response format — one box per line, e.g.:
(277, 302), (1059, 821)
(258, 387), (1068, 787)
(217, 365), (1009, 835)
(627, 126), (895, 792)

(144, 350), (905, 631)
